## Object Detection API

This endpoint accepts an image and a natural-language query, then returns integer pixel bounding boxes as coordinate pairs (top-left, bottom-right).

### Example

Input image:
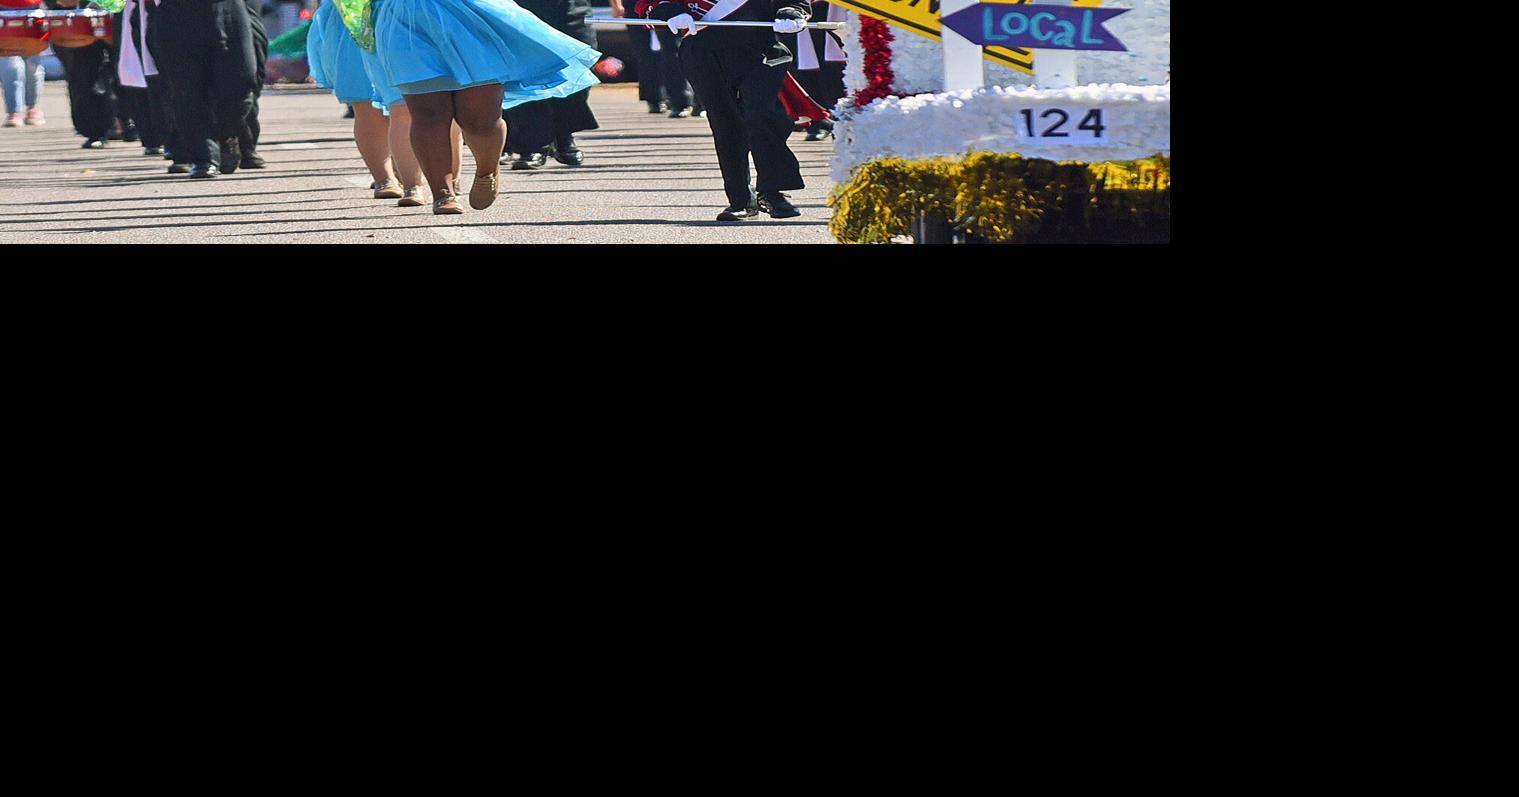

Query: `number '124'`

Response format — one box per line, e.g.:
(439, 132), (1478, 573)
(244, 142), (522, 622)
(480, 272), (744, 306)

(1019, 108), (1106, 138)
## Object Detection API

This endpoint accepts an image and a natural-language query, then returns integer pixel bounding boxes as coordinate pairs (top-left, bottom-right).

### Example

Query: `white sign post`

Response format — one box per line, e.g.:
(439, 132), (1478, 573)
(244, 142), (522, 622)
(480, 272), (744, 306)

(941, 0), (984, 91)
(1033, 0), (1078, 89)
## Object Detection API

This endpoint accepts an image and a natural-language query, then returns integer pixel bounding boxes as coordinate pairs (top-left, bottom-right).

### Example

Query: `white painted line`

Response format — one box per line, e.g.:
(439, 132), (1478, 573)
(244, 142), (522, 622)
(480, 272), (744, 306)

(432, 227), (497, 244)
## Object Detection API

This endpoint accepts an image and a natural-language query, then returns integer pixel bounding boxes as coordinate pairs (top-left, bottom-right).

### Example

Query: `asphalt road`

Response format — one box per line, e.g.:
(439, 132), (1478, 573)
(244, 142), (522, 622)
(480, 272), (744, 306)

(0, 82), (837, 244)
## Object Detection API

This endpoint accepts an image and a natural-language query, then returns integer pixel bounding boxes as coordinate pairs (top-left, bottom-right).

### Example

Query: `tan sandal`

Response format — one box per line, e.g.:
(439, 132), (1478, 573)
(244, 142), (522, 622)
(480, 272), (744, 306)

(469, 170), (499, 210)
(372, 180), (404, 200)
(397, 186), (426, 207)
(433, 193), (464, 215)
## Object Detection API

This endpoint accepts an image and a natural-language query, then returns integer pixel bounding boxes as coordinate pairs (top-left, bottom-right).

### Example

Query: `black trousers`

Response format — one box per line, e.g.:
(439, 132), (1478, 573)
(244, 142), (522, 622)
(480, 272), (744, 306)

(152, 0), (258, 166)
(680, 38), (803, 207)
(52, 42), (116, 140)
(116, 11), (164, 148)
(653, 29), (695, 112)
(242, 0), (266, 156)
(505, 88), (598, 154)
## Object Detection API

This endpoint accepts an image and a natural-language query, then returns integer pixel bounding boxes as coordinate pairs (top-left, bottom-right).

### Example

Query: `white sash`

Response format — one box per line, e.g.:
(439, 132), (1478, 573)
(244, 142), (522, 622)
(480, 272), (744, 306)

(117, 0), (158, 89)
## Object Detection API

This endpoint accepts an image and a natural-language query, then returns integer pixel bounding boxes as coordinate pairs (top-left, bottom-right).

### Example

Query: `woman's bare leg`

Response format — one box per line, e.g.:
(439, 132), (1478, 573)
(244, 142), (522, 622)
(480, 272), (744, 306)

(452, 84), (507, 208)
(352, 101), (395, 185)
(404, 91), (458, 197)
(385, 102), (424, 192)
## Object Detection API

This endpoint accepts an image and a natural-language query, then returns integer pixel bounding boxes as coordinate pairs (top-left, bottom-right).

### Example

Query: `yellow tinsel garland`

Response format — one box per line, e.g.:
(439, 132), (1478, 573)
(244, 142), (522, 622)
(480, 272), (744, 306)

(828, 153), (1170, 244)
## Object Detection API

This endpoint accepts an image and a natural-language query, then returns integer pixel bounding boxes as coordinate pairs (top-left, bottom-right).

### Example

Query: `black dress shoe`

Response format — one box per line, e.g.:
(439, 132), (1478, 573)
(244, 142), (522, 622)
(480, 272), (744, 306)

(758, 191), (800, 218)
(143, 146), (165, 156)
(552, 138), (583, 166)
(219, 138), (240, 174)
(82, 138), (105, 149)
(168, 162), (192, 174)
(122, 123), (139, 143)
(240, 153), (267, 169)
(511, 151), (548, 170)
(716, 200), (758, 221)
(189, 164), (220, 178)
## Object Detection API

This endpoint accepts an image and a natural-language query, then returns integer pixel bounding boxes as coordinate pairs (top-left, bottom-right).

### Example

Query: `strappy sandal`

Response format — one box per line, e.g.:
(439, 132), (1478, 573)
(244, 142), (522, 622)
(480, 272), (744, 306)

(397, 186), (426, 207)
(469, 170), (500, 210)
(433, 192), (464, 215)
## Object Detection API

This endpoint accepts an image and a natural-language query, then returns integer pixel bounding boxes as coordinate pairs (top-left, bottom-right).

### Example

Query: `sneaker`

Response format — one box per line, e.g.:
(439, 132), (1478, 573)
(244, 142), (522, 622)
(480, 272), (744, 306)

(647, 101), (666, 114)
(397, 186), (426, 207)
(757, 191), (800, 218)
(3, 113), (20, 127)
(511, 151), (548, 170)
(372, 180), (404, 200)
(552, 137), (583, 167)
(240, 153), (266, 169)
(716, 199), (758, 221)
(669, 106), (693, 119)
(189, 163), (220, 178)
(82, 138), (106, 149)
(24, 108), (43, 125)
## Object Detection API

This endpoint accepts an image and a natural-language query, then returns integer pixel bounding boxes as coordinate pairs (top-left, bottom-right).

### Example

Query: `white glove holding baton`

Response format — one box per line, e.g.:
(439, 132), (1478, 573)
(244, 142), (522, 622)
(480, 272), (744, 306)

(666, 13), (699, 36)
(772, 18), (807, 33)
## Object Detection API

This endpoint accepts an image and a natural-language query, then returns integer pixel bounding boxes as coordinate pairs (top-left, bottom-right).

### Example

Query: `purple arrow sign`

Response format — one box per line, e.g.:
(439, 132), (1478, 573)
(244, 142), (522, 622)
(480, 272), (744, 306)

(941, 3), (1130, 51)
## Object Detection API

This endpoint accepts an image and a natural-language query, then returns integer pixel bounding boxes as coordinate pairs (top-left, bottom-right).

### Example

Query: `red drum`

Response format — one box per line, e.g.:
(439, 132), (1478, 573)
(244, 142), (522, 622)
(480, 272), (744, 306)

(0, 1), (44, 9)
(0, 12), (47, 57)
(46, 9), (112, 48)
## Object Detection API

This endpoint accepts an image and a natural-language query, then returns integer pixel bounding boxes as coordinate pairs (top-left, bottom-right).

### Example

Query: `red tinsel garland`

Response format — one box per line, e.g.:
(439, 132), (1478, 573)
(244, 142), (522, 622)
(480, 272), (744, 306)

(852, 15), (896, 107)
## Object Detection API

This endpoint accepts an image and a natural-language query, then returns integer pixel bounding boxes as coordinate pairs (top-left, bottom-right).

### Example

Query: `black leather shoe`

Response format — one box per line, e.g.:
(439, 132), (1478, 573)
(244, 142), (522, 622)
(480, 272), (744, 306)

(168, 162), (192, 174)
(240, 153), (267, 169)
(143, 146), (165, 156)
(189, 163), (220, 178)
(82, 138), (105, 149)
(758, 191), (800, 218)
(122, 123), (139, 143)
(553, 138), (583, 166)
(219, 138), (240, 174)
(716, 200), (758, 221)
(511, 151), (548, 170)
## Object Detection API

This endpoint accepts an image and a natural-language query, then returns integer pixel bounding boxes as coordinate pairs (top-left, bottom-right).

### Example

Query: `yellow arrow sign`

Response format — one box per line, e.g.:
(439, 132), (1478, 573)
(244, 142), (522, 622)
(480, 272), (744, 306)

(830, 0), (1103, 75)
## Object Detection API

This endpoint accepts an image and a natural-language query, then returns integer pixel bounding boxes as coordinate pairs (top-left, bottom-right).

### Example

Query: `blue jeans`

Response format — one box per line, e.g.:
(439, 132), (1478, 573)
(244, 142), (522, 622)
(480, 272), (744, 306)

(1, 55), (45, 114)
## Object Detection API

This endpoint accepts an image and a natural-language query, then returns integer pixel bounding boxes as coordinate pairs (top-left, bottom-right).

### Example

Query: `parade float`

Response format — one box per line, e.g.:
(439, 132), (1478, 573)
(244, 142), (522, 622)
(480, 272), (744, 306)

(824, 0), (1169, 243)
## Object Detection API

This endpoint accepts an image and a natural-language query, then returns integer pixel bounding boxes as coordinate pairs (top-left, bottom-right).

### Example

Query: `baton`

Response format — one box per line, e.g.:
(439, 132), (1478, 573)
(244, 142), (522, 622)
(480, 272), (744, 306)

(588, 17), (846, 30)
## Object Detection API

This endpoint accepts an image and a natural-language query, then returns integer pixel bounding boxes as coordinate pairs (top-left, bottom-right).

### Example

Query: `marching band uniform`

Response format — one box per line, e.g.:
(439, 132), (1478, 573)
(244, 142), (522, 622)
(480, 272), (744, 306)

(117, 0), (165, 154)
(151, 0), (258, 177)
(503, 0), (600, 169)
(638, 0), (810, 220)
(789, 0), (843, 139)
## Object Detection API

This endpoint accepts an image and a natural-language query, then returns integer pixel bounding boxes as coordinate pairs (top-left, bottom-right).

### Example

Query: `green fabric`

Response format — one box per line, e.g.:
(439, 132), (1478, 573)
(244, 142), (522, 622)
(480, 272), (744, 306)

(333, 0), (376, 52)
(91, 0), (125, 12)
(267, 19), (311, 59)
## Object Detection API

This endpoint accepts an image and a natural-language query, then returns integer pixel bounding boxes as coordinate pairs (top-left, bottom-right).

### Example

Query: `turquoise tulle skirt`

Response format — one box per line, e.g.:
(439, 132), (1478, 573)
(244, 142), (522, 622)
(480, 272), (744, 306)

(360, 48), (406, 110)
(306, 1), (382, 107)
(373, 0), (601, 108)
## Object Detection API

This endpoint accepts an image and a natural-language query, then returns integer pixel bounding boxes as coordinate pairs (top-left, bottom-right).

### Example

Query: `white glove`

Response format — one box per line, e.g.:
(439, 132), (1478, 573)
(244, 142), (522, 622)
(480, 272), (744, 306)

(772, 18), (807, 34)
(666, 13), (699, 36)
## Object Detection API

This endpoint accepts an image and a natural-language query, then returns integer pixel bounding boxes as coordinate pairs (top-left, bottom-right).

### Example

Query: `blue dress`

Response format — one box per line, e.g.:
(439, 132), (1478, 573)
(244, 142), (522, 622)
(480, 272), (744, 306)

(307, 1), (384, 108)
(373, 0), (601, 108)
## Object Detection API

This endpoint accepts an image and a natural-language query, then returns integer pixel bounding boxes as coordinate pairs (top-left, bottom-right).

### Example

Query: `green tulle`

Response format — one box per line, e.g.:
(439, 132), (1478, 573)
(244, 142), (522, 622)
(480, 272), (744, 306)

(332, 0), (377, 51)
(90, 0), (126, 12)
